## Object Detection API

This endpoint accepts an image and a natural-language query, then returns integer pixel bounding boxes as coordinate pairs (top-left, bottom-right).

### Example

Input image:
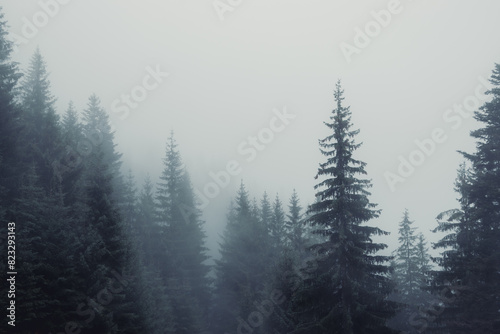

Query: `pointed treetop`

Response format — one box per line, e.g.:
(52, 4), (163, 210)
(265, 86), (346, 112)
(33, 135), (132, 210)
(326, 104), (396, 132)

(235, 181), (250, 215)
(62, 101), (78, 126)
(22, 47), (56, 115)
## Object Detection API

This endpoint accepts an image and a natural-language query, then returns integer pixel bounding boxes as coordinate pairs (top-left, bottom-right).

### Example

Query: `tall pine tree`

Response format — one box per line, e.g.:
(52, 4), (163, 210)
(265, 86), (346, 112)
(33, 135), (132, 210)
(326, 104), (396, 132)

(291, 81), (397, 334)
(459, 63), (500, 333)
(285, 189), (306, 254)
(389, 210), (432, 333)
(20, 48), (62, 194)
(393, 210), (420, 303)
(155, 133), (211, 334)
(431, 64), (500, 333)
(0, 7), (22, 212)
(0, 10), (23, 331)
(212, 183), (271, 334)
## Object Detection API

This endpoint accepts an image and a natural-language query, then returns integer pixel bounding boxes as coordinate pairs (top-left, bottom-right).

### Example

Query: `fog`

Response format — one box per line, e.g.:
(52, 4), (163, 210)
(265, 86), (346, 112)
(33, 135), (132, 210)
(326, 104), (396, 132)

(2, 1), (500, 332)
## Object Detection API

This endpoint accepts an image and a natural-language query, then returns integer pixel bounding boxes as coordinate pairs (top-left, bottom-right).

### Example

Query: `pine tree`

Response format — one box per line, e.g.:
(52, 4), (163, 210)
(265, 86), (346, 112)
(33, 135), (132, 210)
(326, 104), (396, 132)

(258, 192), (273, 267)
(138, 174), (165, 269)
(0, 7), (22, 212)
(136, 266), (175, 334)
(81, 94), (124, 204)
(260, 191), (273, 239)
(291, 81), (397, 334)
(58, 102), (85, 208)
(393, 209), (420, 303)
(81, 139), (143, 333)
(389, 211), (432, 333)
(13, 166), (62, 332)
(121, 169), (138, 235)
(459, 63), (500, 333)
(415, 233), (431, 289)
(427, 164), (472, 333)
(270, 194), (286, 254)
(212, 200), (238, 333)
(64, 95), (146, 333)
(265, 191), (310, 333)
(213, 183), (271, 334)
(285, 189), (306, 254)
(431, 64), (500, 333)
(0, 10), (23, 332)
(20, 48), (62, 194)
(132, 174), (175, 334)
(156, 133), (211, 333)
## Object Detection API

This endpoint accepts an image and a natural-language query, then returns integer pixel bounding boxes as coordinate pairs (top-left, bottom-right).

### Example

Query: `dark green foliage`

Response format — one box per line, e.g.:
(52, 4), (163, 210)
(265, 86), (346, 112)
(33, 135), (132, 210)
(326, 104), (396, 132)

(291, 82), (397, 334)
(270, 194), (286, 255)
(265, 192), (313, 333)
(13, 167), (65, 332)
(285, 189), (306, 253)
(74, 117), (144, 333)
(3, 4), (499, 333)
(459, 63), (500, 333)
(0, 8), (22, 210)
(213, 183), (273, 334)
(155, 133), (211, 334)
(131, 175), (175, 334)
(137, 174), (165, 270)
(388, 210), (432, 333)
(393, 210), (431, 304)
(19, 48), (63, 195)
(431, 64), (500, 334)
(81, 94), (124, 204)
(58, 102), (86, 208)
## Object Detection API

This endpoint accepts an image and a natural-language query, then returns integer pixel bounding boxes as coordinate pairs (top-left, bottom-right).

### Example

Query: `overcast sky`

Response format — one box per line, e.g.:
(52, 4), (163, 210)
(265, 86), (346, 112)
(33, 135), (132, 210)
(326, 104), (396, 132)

(3, 0), (500, 259)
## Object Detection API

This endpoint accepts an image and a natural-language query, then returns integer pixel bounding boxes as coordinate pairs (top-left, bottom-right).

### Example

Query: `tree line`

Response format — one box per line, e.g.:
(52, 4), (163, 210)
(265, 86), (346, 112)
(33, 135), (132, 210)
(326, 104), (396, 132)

(0, 7), (499, 333)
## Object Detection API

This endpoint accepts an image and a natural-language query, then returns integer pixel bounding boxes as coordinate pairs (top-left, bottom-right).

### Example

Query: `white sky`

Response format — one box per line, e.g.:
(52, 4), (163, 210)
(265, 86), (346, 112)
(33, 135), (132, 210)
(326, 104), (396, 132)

(3, 0), (500, 260)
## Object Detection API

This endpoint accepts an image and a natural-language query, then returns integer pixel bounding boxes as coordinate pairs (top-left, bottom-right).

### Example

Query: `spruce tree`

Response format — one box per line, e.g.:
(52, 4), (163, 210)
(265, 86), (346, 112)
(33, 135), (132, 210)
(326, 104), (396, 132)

(459, 63), (500, 333)
(270, 194), (286, 254)
(121, 169), (139, 235)
(291, 81), (397, 333)
(431, 64), (500, 333)
(428, 164), (471, 333)
(13, 166), (66, 332)
(156, 133), (211, 333)
(62, 95), (145, 333)
(138, 174), (165, 269)
(0, 7), (22, 211)
(81, 94), (124, 204)
(266, 190), (309, 333)
(213, 183), (270, 334)
(81, 136), (143, 333)
(415, 233), (431, 289)
(260, 191), (272, 239)
(58, 102), (85, 208)
(20, 48), (62, 194)
(389, 211), (432, 333)
(285, 189), (306, 254)
(393, 209), (420, 303)
(130, 174), (175, 334)
(0, 10), (23, 332)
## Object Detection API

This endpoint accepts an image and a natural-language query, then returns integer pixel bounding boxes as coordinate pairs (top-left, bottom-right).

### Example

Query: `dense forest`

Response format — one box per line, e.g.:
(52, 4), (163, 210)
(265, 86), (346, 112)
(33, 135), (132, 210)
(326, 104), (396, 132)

(0, 6), (499, 334)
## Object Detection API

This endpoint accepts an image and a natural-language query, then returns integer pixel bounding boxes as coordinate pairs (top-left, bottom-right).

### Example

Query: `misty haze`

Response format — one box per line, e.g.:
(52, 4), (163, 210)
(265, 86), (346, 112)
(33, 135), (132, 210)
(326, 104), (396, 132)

(0, 1), (499, 333)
